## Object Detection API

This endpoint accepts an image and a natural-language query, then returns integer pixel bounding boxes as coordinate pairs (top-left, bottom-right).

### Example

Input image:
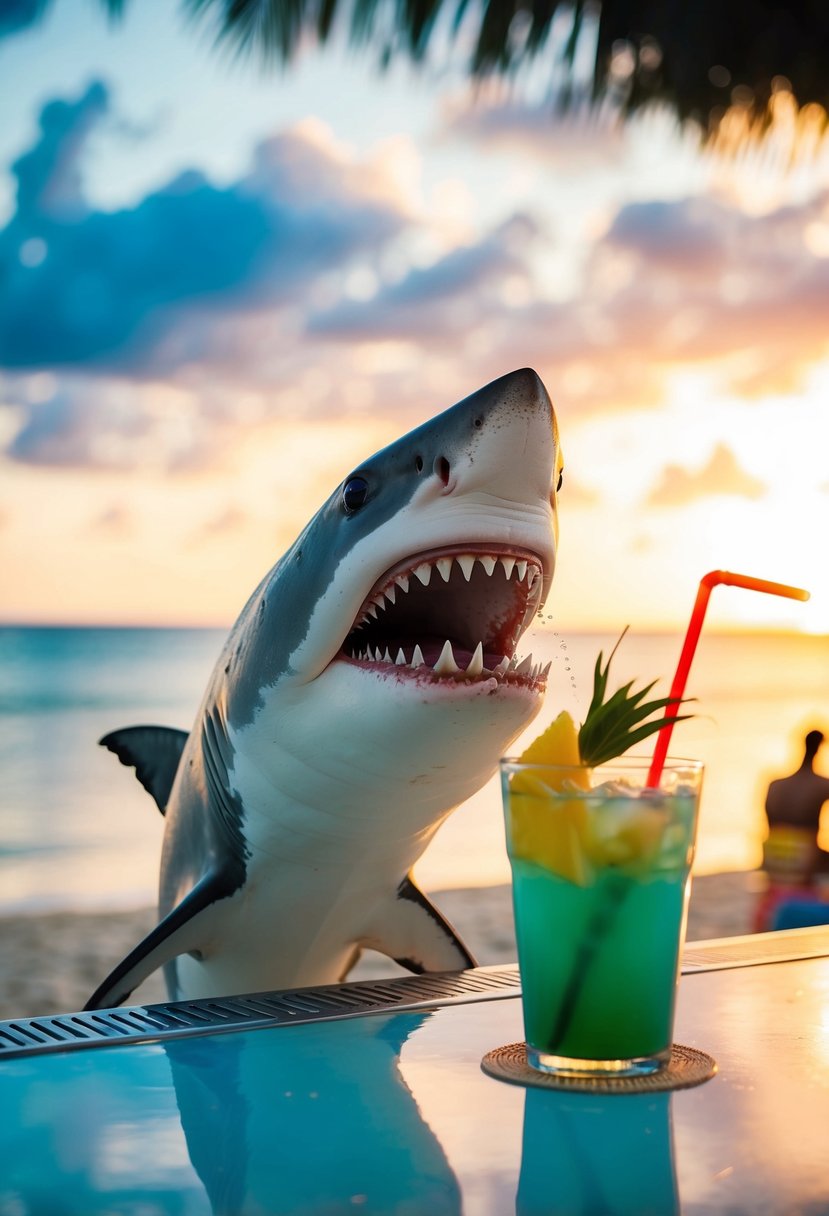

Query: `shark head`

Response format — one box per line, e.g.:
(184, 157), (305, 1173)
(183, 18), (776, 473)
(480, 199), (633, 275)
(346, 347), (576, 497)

(223, 368), (563, 821)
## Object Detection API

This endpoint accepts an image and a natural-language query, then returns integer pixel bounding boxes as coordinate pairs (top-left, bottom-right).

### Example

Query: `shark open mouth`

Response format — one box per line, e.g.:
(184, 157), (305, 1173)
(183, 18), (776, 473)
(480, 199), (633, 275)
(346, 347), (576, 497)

(340, 544), (549, 688)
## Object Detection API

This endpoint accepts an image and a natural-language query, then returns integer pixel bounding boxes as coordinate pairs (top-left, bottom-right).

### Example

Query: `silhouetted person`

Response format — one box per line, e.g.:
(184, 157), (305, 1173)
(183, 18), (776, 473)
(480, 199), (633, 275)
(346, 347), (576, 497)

(764, 730), (829, 883)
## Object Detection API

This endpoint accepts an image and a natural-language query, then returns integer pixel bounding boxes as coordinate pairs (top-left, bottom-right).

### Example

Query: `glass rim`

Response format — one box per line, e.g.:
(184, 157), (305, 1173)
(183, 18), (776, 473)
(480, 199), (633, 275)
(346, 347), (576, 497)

(500, 754), (703, 771)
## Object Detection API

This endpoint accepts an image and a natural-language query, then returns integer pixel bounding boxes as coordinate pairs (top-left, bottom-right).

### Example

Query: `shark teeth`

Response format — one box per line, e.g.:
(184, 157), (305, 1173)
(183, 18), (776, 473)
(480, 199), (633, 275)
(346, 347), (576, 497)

(352, 551), (543, 630)
(466, 641), (484, 676)
(346, 547), (548, 685)
(457, 554), (475, 581)
(433, 639), (459, 674)
(347, 640), (548, 685)
(513, 654), (534, 677)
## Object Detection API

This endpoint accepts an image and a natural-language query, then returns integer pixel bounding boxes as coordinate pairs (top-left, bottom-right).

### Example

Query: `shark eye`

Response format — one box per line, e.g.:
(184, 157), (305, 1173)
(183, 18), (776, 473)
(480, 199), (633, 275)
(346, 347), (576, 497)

(342, 476), (369, 514)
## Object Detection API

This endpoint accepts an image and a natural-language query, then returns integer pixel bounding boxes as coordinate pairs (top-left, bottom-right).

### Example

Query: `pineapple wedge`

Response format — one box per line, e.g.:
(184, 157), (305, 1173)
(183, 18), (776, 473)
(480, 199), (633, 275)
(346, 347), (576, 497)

(508, 711), (593, 883)
(506, 636), (690, 882)
(507, 708), (672, 881)
(512, 710), (590, 792)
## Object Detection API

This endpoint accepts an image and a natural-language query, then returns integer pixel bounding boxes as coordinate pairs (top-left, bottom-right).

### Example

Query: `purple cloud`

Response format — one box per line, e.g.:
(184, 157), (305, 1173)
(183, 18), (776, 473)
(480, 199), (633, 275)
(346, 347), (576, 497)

(443, 96), (626, 171)
(7, 380), (158, 469)
(309, 214), (539, 341)
(604, 198), (733, 274)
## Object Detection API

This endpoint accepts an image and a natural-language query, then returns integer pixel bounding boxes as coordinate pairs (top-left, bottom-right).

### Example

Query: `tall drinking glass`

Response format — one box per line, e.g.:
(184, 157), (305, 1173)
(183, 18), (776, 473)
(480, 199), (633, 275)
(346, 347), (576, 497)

(501, 757), (703, 1078)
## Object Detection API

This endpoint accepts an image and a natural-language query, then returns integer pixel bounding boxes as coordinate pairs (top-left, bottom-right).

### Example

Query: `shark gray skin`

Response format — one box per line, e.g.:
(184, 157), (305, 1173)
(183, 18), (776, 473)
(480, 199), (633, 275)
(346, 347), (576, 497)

(87, 367), (563, 1009)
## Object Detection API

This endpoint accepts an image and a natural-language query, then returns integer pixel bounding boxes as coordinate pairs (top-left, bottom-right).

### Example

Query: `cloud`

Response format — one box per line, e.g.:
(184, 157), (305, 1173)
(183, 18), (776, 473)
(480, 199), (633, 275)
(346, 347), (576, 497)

(309, 214), (539, 342)
(11, 80), (108, 221)
(189, 505), (248, 545)
(5, 377), (218, 471)
(8, 382), (141, 468)
(90, 504), (134, 536)
(647, 443), (766, 506)
(440, 89), (628, 171)
(603, 192), (829, 366)
(604, 198), (731, 275)
(5, 80), (829, 477)
(437, 94), (829, 415)
(0, 83), (406, 374)
(523, 191), (829, 416)
(557, 473), (600, 507)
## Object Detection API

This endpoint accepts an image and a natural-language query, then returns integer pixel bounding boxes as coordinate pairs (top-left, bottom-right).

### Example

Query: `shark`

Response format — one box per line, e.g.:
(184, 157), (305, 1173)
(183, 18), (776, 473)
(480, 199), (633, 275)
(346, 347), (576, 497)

(86, 367), (563, 1009)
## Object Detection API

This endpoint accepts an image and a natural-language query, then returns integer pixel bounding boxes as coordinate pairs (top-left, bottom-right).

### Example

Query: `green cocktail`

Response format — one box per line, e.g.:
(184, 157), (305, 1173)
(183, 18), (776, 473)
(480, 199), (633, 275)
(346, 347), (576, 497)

(501, 759), (702, 1076)
(495, 576), (806, 1078)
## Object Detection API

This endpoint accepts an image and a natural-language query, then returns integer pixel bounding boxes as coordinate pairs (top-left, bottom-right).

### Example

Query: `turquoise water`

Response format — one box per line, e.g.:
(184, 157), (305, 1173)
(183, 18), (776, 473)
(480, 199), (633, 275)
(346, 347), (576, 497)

(0, 626), (826, 911)
(0, 626), (223, 911)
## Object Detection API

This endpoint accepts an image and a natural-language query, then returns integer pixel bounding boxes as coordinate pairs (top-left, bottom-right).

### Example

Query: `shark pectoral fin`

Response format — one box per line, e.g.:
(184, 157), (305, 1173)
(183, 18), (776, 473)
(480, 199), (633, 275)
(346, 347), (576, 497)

(366, 876), (477, 975)
(84, 870), (228, 1010)
(100, 725), (189, 815)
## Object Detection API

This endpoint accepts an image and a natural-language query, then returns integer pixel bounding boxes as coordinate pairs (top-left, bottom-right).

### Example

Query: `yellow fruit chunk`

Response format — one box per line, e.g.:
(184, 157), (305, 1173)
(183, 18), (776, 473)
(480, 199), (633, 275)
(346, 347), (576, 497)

(508, 711), (595, 883)
(512, 711), (590, 795)
(509, 788), (592, 886)
(518, 709), (583, 770)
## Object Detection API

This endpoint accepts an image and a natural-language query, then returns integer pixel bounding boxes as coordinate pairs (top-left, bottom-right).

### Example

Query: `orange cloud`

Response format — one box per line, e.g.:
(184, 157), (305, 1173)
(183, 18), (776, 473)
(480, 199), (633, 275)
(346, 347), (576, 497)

(557, 472), (601, 507)
(188, 505), (248, 546)
(90, 504), (134, 536)
(647, 443), (766, 506)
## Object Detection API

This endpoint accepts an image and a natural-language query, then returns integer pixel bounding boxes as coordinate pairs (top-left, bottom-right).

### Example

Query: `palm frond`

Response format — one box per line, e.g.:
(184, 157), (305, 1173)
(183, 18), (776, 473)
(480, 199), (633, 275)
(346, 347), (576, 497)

(62, 0), (829, 143)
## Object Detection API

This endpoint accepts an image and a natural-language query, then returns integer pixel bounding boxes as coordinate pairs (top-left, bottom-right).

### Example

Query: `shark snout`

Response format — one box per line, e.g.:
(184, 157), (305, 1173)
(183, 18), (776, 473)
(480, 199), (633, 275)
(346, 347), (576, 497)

(419, 370), (559, 529)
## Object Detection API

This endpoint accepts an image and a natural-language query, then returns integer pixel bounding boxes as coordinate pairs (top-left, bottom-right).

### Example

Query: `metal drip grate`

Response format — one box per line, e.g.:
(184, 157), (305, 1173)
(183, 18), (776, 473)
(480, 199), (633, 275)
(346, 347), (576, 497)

(0, 964), (521, 1060)
(3, 930), (827, 1062)
(682, 925), (829, 972)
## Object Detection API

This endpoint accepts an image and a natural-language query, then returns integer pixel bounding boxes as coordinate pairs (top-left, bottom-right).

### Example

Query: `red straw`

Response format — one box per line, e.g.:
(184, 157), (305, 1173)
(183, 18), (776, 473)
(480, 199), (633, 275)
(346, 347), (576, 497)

(646, 570), (810, 788)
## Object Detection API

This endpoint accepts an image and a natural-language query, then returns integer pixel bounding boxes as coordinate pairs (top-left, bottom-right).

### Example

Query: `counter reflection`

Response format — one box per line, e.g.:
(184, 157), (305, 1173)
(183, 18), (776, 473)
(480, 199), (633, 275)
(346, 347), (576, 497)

(517, 1087), (678, 1215)
(165, 1011), (462, 1215)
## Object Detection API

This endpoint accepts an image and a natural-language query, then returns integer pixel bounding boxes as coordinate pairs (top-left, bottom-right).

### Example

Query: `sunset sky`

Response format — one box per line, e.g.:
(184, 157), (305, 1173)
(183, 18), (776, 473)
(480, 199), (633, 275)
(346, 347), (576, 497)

(1, 0), (827, 635)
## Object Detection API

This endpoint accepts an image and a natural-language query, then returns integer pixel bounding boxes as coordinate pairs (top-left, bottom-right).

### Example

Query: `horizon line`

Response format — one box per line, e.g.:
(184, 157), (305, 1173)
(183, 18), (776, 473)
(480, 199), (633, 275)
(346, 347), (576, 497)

(0, 619), (824, 640)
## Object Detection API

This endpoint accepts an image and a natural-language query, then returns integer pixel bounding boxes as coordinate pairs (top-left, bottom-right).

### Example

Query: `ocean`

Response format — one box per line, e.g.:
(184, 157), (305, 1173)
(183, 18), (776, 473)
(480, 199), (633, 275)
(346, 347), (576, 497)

(1, 625), (826, 913)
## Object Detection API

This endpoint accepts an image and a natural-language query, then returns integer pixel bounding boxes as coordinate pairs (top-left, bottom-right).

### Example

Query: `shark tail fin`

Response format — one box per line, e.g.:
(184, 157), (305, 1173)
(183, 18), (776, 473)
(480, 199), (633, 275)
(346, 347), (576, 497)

(100, 725), (189, 815)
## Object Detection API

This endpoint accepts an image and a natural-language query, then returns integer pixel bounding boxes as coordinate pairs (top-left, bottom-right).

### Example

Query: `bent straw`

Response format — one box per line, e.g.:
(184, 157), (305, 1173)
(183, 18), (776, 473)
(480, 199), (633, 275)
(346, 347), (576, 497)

(646, 570), (810, 788)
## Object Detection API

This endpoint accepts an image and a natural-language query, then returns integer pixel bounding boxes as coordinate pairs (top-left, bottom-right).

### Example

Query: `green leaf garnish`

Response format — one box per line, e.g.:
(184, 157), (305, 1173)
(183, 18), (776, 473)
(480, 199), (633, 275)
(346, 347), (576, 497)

(577, 628), (693, 766)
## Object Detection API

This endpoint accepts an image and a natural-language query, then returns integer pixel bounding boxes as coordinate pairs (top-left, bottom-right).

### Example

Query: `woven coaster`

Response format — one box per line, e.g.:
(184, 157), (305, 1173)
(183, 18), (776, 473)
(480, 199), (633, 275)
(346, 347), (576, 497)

(481, 1042), (717, 1093)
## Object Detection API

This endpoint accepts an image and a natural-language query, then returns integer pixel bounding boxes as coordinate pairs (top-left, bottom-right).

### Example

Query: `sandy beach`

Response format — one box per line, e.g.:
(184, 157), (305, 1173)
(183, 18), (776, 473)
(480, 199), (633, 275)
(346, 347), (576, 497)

(0, 871), (762, 1020)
